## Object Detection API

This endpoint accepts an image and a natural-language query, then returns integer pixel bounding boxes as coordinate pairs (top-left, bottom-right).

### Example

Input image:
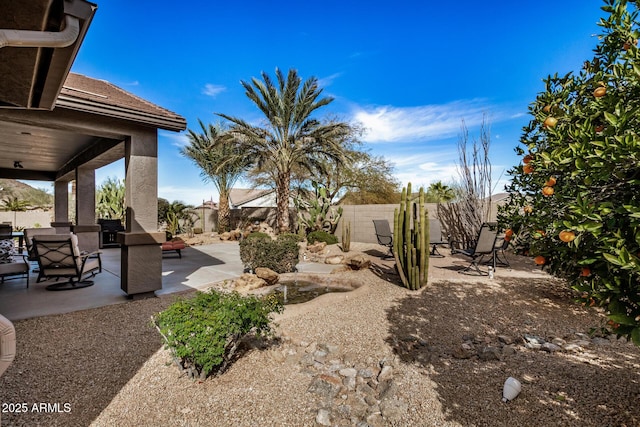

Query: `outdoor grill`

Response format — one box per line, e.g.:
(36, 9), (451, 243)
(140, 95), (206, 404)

(97, 219), (124, 248)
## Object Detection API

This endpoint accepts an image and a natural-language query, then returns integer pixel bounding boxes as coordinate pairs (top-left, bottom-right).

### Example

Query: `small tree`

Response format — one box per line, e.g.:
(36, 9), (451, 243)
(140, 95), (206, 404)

(500, 0), (640, 344)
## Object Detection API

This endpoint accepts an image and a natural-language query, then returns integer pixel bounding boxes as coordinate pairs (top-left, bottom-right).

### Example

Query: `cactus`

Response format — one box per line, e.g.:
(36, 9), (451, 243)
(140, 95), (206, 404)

(393, 183), (429, 290)
(341, 220), (351, 252)
(295, 181), (343, 235)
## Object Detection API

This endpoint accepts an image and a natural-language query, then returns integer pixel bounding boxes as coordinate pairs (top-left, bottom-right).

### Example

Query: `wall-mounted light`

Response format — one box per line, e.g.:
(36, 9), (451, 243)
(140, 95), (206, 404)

(13, 161), (23, 169)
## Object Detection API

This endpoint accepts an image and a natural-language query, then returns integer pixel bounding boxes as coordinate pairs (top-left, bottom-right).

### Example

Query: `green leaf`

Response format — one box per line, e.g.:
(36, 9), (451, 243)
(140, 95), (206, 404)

(609, 313), (636, 326)
(604, 111), (618, 126)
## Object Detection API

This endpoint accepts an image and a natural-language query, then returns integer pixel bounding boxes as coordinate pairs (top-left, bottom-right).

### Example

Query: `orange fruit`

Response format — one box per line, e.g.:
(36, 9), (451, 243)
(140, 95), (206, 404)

(543, 116), (558, 128)
(545, 176), (557, 186)
(523, 154), (534, 164)
(542, 105), (552, 113)
(542, 186), (555, 196)
(534, 255), (546, 265)
(559, 230), (576, 242)
(523, 164), (534, 174)
(595, 124), (605, 133)
(505, 229), (514, 238)
(593, 86), (606, 98)
(580, 267), (591, 277)
(523, 205), (533, 214)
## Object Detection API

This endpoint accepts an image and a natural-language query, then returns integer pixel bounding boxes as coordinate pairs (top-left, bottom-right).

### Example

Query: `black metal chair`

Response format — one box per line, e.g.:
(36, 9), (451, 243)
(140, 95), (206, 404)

(451, 222), (499, 275)
(429, 219), (448, 257)
(372, 219), (394, 259)
(32, 234), (102, 291)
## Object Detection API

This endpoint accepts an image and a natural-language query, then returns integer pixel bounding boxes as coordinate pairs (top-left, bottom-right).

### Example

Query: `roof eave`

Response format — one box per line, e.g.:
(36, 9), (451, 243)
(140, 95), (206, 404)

(55, 94), (187, 132)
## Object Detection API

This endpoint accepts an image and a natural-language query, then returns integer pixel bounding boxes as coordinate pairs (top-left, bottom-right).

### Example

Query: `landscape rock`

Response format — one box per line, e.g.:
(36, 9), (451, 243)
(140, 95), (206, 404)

(255, 267), (279, 286)
(346, 254), (371, 270)
(308, 242), (327, 253)
(325, 255), (344, 265)
(234, 273), (268, 291)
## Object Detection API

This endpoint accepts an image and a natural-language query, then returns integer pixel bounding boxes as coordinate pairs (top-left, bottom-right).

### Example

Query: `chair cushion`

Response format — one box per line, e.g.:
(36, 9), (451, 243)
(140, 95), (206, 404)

(0, 239), (16, 264)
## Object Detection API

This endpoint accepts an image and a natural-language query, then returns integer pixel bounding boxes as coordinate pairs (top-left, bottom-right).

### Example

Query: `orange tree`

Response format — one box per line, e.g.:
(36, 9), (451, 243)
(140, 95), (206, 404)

(499, 0), (640, 344)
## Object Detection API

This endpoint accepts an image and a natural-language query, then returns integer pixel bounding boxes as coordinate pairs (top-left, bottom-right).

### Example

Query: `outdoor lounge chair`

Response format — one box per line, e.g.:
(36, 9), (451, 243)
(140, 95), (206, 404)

(429, 219), (448, 257)
(31, 234), (102, 291)
(373, 219), (394, 259)
(451, 222), (499, 275)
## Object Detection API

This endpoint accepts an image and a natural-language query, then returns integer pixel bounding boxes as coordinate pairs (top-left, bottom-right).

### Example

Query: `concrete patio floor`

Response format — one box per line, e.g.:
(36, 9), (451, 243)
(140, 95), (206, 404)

(0, 242), (245, 321)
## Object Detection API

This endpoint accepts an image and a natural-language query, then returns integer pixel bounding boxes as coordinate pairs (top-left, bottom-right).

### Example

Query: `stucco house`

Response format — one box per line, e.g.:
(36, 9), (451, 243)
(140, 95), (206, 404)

(0, 0), (186, 297)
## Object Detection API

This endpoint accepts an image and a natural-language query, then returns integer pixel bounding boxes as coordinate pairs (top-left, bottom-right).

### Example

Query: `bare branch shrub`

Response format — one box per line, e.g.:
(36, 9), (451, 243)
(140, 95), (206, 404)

(438, 115), (492, 249)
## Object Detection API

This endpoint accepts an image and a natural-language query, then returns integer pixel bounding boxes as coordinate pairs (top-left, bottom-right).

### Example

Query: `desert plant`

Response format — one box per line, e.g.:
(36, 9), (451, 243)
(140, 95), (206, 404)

(96, 177), (125, 221)
(307, 230), (338, 245)
(154, 289), (282, 379)
(438, 116), (492, 249)
(341, 220), (351, 252)
(239, 234), (299, 273)
(394, 183), (429, 290)
(295, 181), (343, 235)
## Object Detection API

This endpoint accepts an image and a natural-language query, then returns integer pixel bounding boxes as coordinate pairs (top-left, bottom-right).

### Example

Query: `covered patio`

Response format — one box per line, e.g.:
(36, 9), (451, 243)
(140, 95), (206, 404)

(0, 242), (244, 321)
(1, 0), (188, 301)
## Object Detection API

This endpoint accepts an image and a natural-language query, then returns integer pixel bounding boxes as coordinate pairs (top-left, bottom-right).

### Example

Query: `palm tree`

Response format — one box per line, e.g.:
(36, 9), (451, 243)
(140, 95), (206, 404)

(218, 68), (353, 233)
(1, 195), (30, 228)
(427, 181), (456, 203)
(181, 120), (249, 233)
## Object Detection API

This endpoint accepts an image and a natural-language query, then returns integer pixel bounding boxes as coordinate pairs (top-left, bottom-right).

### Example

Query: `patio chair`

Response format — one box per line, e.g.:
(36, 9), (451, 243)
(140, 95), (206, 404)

(372, 219), (394, 259)
(451, 222), (499, 275)
(489, 234), (510, 267)
(0, 224), (11, 239)
(31, 234), (102, 291)
(429, 219), (448, 257)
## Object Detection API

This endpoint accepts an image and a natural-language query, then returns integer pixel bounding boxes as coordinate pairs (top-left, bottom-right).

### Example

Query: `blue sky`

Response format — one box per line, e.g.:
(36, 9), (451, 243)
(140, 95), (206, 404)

(65, 0), (605, 205)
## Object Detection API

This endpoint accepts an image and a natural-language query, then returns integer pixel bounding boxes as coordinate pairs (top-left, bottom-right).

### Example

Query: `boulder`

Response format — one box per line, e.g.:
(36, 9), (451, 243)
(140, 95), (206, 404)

(234, 273), (267, 291)
(325, 255), (344, 265)
(255, 267), (279, 286)
(219, 232), (231, 241)
(347, 254), (371, 270)
(308, 242), (327, 253)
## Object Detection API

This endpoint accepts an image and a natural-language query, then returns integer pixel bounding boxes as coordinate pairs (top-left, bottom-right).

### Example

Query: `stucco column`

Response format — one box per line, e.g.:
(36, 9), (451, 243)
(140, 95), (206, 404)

(51, 180), (71, 233)
(119, 131), (165, 297)
(72, 166), (100, 252)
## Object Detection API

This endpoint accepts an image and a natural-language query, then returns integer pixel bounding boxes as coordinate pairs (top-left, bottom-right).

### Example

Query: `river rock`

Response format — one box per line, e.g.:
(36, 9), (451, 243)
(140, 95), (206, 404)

(325, 255), (344, 265)
(234, 273), (267, 291)
(308, 242), (327, 253)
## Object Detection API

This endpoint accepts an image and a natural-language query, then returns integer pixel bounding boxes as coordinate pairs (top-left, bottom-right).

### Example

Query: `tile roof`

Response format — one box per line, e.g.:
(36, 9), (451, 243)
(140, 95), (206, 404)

(55, 73), (186, 131)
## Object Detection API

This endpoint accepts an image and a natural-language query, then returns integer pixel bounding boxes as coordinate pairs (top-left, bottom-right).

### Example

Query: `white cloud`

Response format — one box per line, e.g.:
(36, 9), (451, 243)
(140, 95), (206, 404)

(202, 83), (226, 97)
(352, 100), (492, 143)
(318, 72), (343, 89)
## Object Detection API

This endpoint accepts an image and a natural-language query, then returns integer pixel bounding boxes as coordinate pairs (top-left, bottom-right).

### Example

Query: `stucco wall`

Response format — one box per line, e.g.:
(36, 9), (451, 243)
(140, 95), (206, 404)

(0, 211), (53, 229)
(335, 202), (504, 244)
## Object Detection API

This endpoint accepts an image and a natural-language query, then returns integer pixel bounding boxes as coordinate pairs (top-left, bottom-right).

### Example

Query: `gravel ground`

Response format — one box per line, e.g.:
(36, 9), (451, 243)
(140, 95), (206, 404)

(1, 243), (640, 426)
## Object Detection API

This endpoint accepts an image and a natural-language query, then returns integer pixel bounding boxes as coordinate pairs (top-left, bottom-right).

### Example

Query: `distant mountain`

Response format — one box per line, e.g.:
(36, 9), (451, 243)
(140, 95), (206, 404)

(0, 179), (54, 208)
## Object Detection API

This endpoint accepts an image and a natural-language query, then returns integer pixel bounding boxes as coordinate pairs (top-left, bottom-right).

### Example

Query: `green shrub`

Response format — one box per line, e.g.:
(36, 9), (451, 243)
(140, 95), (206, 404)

(239, 234), (300, 273)
(277, 232), (304, 243)
(307, 230), (338, 245)
(245, 231), (271, 240)
(153, 289), (282, 380)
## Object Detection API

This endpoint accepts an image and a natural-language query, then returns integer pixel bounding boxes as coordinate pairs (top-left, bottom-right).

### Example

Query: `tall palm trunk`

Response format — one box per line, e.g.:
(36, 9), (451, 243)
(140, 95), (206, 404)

(218, 191), (231, 233)
(276, 174), (291, 233)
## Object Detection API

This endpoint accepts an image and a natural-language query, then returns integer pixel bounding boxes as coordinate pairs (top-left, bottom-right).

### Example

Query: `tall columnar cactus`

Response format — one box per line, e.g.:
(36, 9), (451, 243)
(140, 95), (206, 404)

(341, 220), (351, 252)
(393, 183), (429, 290)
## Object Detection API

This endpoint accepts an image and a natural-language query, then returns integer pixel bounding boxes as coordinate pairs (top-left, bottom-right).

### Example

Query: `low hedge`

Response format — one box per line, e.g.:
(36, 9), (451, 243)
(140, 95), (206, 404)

(153, 289), (282, 380)
(239, 234), (300, 273)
